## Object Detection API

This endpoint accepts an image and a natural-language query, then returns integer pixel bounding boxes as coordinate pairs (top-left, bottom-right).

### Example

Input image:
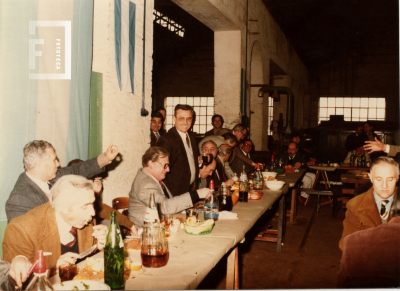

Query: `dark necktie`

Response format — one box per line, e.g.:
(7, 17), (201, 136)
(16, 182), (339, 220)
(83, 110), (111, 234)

(186, 134), (191, 148)
(159, 181), (169, 198)
(380, 200), (389, 220)
(65, 227), (77, 248)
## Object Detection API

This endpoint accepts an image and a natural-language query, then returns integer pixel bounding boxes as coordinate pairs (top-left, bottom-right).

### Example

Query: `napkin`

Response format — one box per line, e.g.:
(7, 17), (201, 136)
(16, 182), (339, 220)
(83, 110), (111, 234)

(218, 211), (238, 220)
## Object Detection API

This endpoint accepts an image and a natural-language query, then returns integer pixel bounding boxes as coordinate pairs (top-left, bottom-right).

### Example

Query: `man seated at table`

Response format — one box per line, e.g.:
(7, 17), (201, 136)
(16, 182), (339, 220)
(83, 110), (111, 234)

(3, 175), (108, 278)
(199, 137), (236, 186)
(339, 156), (399, 250)
(364, 137), (400, 157)
(343, 144), (371, 175)
(6, 140), (117, 221)
(207, 144), (232, 187)
(0, 256), (32, 290)
(345, 125), (365, 152)
(230, 139), (254, 176)
(204, 114), (229, 137)
(128, 147), (211, 229)
(337, 197), (400, 288)
(150, 111), (164, 147)
(279, 142), (316, 203)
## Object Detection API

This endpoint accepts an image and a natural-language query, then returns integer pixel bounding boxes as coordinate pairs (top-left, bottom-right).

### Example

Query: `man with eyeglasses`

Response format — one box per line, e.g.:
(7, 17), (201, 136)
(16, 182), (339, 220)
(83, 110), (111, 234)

(157, 104), (200, 197)
(227, 124), (256, 171)
(128, 147), (210, 229)
(230, 139), (254, 176)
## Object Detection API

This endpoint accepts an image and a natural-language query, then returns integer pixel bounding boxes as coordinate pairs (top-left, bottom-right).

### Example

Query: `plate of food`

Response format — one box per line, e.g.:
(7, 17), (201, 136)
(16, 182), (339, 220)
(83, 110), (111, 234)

(53, 280), (110, 290)
(73, 257), (104, 281)
(248, 190), (263, 200)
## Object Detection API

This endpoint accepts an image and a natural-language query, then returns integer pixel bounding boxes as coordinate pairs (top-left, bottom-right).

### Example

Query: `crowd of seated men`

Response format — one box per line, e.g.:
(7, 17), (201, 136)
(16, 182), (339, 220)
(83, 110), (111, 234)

(2, 104), (399, 289)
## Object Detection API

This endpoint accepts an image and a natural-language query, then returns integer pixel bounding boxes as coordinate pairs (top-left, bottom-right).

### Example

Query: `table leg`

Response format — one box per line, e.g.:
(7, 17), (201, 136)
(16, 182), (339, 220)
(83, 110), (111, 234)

(290, 188), (296, 223)
(323, 171), (332, 188)
(226, 247), (237, 289)
(277, 195), (284, 252)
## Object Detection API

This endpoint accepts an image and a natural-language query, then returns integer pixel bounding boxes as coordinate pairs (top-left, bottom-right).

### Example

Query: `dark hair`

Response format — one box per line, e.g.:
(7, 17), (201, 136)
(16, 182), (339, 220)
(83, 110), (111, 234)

(291, 132), (301, 140)
(151, 111), (164, 121)
(142, 147), (170, 167)
(154, 106), (166, 113)
(67, 159), (84, 167)
(211, 114), (224, 126)
(222, 133), (238, 145)
(364, 121), (374, 128)
(174, 104), (194, 116)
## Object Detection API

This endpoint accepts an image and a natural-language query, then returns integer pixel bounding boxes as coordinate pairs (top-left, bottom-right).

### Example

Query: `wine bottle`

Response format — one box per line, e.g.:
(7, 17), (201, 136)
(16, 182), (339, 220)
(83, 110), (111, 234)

(104, 212), (124, 290)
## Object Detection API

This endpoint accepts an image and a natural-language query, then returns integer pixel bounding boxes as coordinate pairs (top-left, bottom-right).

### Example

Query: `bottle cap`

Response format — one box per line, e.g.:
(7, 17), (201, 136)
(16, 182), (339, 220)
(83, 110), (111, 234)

(209, 180), (214, 190)
(255, 163), (260, 170)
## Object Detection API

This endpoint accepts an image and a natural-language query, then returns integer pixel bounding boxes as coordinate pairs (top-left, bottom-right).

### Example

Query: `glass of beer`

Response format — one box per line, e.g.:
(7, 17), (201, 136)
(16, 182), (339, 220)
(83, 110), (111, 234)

(141, 224), (169, 268)
(161, 214), (173, 239)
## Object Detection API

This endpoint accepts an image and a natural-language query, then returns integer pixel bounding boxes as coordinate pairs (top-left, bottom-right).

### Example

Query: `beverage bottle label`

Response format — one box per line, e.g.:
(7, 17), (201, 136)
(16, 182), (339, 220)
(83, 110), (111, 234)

(204, 202), (219, 219)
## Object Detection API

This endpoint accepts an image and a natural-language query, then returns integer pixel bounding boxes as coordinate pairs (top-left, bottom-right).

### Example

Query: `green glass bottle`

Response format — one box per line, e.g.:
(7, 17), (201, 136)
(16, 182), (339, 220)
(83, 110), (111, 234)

(104, 211), (124, 290)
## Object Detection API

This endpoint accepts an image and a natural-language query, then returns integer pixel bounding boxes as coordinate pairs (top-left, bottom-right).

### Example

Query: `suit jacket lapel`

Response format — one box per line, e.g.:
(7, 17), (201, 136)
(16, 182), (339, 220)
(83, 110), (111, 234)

(42, 206), (61, 275)
(23, 173), (49, 204)
(357, 188), (382, 226)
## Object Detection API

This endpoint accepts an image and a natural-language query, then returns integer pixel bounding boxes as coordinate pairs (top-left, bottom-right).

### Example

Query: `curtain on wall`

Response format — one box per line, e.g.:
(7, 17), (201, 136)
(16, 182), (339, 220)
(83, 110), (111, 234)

(0, 0), (94, 222)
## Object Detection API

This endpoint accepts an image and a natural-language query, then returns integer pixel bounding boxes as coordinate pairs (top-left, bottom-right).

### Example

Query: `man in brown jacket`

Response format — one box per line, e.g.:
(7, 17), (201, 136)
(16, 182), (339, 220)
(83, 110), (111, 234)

(339, 156), (399, 250)
(3, 175), (108, 278)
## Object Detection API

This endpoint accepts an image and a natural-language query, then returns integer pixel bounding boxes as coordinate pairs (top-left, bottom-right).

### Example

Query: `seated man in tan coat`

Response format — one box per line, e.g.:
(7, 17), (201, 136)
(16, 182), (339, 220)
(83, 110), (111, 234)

(3, 175), (108, 278)
(339, 156), (399, 250)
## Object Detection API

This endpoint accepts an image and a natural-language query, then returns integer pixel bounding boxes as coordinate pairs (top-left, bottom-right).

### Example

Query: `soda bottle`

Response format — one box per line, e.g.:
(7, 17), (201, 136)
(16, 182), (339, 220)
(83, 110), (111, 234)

(270, 154), (276, 171)
(104, 212), (124, 290)
(144, 193), (159, 224)
(253, 163), (263, 190)
(218, 182), (233, 211)
(204, 180), (219, 221)
(239, 173), (249, 202)
(361, 152), (366, 167)
(350, 151), (355, 167)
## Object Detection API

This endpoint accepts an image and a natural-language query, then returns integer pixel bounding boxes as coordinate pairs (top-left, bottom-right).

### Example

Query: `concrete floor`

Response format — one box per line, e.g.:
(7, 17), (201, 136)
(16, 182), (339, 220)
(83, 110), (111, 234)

(198, 184), (346, 289)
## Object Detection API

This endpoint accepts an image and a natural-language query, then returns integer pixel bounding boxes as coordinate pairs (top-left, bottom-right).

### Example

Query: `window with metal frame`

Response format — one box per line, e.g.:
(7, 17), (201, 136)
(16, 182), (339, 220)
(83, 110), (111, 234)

(318, 97), (385, 124)
(164, 97), (214, 134)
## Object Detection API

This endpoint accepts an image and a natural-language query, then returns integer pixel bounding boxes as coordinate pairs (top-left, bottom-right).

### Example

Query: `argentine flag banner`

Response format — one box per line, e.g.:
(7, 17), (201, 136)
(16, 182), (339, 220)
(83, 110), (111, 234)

(114, 0), (136, 93)
(0, 0), (93, 223)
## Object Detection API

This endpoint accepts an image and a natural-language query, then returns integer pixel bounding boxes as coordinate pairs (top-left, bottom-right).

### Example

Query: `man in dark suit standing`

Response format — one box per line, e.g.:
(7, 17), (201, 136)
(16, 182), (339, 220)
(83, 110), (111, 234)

(150, 112), (164, 147)
(157, 104), (200, 196)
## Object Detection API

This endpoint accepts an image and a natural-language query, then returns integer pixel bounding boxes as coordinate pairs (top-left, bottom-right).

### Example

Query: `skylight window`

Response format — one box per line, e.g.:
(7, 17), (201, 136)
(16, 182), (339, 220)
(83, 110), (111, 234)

(153, 9), (185, 37)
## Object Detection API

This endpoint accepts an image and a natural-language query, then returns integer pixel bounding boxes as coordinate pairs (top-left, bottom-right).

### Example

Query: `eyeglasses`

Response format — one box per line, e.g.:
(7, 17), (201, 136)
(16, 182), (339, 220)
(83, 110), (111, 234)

(177, 117), (193, 122)
(244, 143), (252, 147)
(156, 161), (170, 169)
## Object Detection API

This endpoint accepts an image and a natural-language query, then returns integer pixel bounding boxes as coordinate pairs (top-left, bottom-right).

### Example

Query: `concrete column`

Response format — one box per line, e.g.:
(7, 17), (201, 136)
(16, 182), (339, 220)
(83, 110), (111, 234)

(92, 0), (154, 205)
(214, 31), (242, 129)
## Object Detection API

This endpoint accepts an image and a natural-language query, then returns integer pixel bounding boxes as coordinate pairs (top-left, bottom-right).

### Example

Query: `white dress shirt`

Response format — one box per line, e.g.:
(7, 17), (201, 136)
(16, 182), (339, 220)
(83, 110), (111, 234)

(177, 130), (196, 185)
(55, 211), (76, 245)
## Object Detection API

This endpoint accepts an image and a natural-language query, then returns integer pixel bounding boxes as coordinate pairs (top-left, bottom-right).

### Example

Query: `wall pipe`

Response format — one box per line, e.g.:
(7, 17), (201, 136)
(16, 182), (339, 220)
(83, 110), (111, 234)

(255, 85), (295, 136)
(141, 0), (149, 116)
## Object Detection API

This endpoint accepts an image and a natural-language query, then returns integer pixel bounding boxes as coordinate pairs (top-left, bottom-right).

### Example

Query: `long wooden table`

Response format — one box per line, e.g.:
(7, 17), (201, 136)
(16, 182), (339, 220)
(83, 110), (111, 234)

(49, 172), (306, 290)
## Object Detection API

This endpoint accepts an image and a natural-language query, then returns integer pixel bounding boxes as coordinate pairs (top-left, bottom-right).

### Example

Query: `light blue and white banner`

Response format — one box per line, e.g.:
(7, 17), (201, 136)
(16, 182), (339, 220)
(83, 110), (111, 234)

(114, 0), (136, 93)
(0, 0), (94, 222)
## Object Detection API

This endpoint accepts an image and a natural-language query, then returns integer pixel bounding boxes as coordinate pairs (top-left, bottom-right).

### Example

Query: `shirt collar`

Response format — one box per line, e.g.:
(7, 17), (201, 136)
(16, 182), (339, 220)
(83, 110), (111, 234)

(55, 211), (76, 245)
(143, 168), (164, 191)
(26, 172), (51, 198)
(373, 190), (394, 212)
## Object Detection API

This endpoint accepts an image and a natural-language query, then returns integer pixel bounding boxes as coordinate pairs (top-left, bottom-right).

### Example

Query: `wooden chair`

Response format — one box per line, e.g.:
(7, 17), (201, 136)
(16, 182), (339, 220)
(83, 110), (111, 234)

(112, 197), (129, 217)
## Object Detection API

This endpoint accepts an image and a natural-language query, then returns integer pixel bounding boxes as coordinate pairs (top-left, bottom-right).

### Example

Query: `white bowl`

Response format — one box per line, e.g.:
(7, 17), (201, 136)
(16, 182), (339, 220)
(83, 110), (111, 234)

(53, 280), (110, 290)
(262, 172), (278, 179)
(265, 180), (285, 190)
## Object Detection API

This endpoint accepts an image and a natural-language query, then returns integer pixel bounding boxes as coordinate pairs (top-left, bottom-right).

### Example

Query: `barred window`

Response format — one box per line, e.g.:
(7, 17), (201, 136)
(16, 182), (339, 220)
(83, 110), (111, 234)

(319, 97), (385, 123)
(165, 97), (214, 134)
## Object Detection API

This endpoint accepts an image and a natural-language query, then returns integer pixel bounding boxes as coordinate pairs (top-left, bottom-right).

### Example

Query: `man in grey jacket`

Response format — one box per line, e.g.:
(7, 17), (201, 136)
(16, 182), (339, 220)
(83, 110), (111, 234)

(128, 147), (211, 229)
(6, 140), (119, 222)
